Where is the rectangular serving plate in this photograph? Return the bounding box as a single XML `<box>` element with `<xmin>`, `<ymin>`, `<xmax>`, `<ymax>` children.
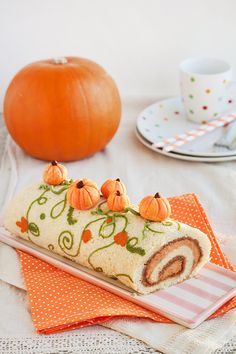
<box><xmin>0</xmin><ymin>227</ymin><xmax>236</xmax><ymax>329</ymax></box>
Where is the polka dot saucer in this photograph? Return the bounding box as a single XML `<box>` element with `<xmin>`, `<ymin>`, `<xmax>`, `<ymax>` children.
<box><xmin>136</xmin><ymin>96</ymin><xmax>236</xmax><ymax>159</ymax></box>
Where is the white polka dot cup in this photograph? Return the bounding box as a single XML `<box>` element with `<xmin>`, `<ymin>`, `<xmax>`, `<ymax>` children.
<box><xmin>180</xmin><ymin>58</ymin><xmax>235</xmax><ymax>123</ymax></box>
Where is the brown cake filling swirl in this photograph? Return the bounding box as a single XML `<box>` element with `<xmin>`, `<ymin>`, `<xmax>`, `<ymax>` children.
<box><xmin>142</xmin><ymin>237</ymin><xmax>202</xmax><ymax>286</ymax></box>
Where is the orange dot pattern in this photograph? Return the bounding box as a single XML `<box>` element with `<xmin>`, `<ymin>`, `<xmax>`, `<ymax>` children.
<box><xmin>17</xmin><ymin>193</ymin><xmax>236</xmax><ymax>334</ymax></box>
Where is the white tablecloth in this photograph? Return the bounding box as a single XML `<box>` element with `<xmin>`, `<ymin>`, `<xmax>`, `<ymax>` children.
<box><xmin>0</xmin><ymin>97</ymin><xmax>236</xmax><ymax>353</ymax></box>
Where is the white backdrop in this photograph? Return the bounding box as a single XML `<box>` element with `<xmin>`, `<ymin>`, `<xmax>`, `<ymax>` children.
<box><xmin>0</xmin><ymin>0</ymin><xmax>236</xmax><ymax>111</ymax></box>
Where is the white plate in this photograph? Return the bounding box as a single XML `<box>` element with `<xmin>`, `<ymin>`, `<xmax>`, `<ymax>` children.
<box><xmin>136</xmin><ymin>97</ymin><xmax>236</xmax><ymax>157</ymax></box>
<box><xmin>136</xmin><ymin>128</ymin><xmax>236</xmax><ymax>162</ymax></box>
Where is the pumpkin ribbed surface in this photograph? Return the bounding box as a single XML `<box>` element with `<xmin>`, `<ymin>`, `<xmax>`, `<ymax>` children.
<box><xmin>3</xmin><ymin>57</ymin><xmax>121</xmax><ymax>161</ymax></box>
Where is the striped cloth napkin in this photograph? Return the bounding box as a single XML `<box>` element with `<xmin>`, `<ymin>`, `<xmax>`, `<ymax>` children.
<box><xmin>17</xmin><ymin>193</ymin><xmax>236</xmax><ymax>334</ymax></box>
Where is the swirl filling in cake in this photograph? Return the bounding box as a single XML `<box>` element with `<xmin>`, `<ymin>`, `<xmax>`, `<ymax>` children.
<box><xmin>142</xmin><ymin>237</ymin><xmax>202</xmax><ymax>287</ymax></box>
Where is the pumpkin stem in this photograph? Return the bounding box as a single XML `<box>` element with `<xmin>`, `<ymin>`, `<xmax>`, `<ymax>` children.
<box><xmin>116</xmin><ymin>178</ymin><xmax>120</xmax><ymax>182</ymax></box>
<box><xmin>116</xmin><ymin>190</ymin><xmax>121</xmax><ymax>196</ymax></box>
<box><xmin>154</xmin><ymin>192</ymin><xmax>161</xmax><ymax>198</ymax></box>
<box><xmin>53</xmin><ymin>57</ymin><xmax>68</xmax><ymax>65</ymax></box>
<box><xmin>77</xmin><ymin>180</ymin><xmax>84</xmax><ymax>189</ymax></box>
<box><xmin>51</xmin><ymin>160</ymin><xmax>58</xmax><ymax>166</ymax></box>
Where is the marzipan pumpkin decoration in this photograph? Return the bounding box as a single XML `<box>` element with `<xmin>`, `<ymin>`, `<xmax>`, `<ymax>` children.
<box><xmin>101</xmin><ymin>178</ymin><xmax>126</xmax><ymax>199</ymax></box>
<box><xmin>43</xmin><ymin>161</ymin><xmax>67</xmax><ymax>185</ymax></box>
<box><xmin>107</xmin><ymin>190</ymin><xmax>130</xmax><ymax>212</ymax></box>
<box><xmin>139</xmin><ymin>193</ymin><xmax>171</xmax><ymax>222</ymax></box>
<box><xmin>67</xmin><ymin>179</ymin><xmax>100</xmax><ymax>210</ymax></box>
<box><xmin>4</xmin><ymin>57</ymin><xmax>121</xmax><ymax>161</ymax></box>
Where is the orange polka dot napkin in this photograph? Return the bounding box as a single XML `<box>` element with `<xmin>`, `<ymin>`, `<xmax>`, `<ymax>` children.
<box><xmin>17</xmin><ymin>193</ymin><xmax>236</xmax><ymax>334</ymax></box>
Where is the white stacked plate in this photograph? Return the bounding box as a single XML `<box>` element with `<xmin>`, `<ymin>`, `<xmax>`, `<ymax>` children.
<box><xmin>136</xmin><ymin>97</ymin><xmax>236</xmax><ymax>162</ymax></box>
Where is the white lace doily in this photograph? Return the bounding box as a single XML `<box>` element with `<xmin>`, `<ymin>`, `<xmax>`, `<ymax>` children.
<box><xmin>0</xmin><ymin>332</ymin><xmax>157</xmax><ymax>354</ymax></box>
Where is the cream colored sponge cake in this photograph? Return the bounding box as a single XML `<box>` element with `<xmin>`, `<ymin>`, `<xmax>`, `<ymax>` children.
<box><xmin>4</xmin><ymin>164</ymin><xmax>211</xmax><ymax>294</ymax></box>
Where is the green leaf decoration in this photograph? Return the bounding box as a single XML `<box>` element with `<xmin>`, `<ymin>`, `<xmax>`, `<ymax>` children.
<box><xmin>28</xmin><ymin>222</ymin><xmax>40</xmax><ymax>236</ymax></box>
<box><xmin>39</xmin><ymin>184</ymin><xmax>50</xmax><ymax>191</ymax></box>
<box><xmin>126</xmin><ymin>237</ymin><xmax>145</xmax><ymax>256</ymax></box>
<box><xmin>67</xmin><ymin>207</ymin><xmax>77</xmax><ymax>225</ymax></box>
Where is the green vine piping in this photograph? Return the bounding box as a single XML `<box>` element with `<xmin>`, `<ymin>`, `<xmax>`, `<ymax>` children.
<box><xmin>39</xmin><ymin>179</ymin><xmax>73</xmax><ymax>189</ymax></box>
<box><xmin>91</xmin><ymin>201</ymin><xmax>110</xmax><ymax>216</ymax></box>
<box><xmin>99</xmin><ymin>219</ymin><xmax>116</xmax><ymax>238</ymax></box>
<box><xmin>97</xmin><ymin>213</ymin><xmax>128</xmax><ymax>239</ymax></box>
<box><xmin>86</xmin><ymin>214</ymin><xmax>128</xmax><ymax>269</ymax></box>
<box><xmin>50</xmin><ymin>185</ymin><xmax>70</xmax><ymax>195</ymax></box>
<box><xmin>91</xmin><ymin>202</ymin><xmax>139</xmax><ymax>218</ymax></box>
<box><xmin>58</xmin><ymin>230</ymin><xmax>77</xmax><ymax>256</ymax></box>
<box><xmin>39</xmin><ymin>179</ymin><xmax>73</xmax><ymax>195</ymax></box>
<box><xmin>124</xmin><ymin>207</ymin><xmax>140</xmax><ymax>216</ymax></box>
<box><xmin>25</xmin><ymin>181</ymin><xmax>73</xmax><ymax>242</ymax></box>
<box><xmin>88</xmin><ymin>241</ymin><xmax>115</xmax><ymax>272</ymax></box>
<box><xmin>126</xmin><ymin>237</ymin><xmax>145</xmax><ymax>256</ymax></box>
<box><xmin>58</xmin><ymin>217</ymin><xmax>107</xmax><ymax>257</ymax></box>
<box><xmin>26</xmin><ymin>188</ymin><xmax>49</xmax><ymax>240</ymax></box>
<box><xmin>105</xmin><ymin>213</ymin><xmax>128</xmax><ymax>233</ymax></box>
<box><xmin>161</xmin><ymin>221</ymin><xmax>173</xmax><ymax>226</ymax></box>
<box><xmin>142</xmin><ymin>221</ymin><xmax>165</xmax><ymax>239</ymax></box>
<box><xmin>50</xmin><ymin>195</ymin><xmax>67</xmax><ymax>219</ymax></box>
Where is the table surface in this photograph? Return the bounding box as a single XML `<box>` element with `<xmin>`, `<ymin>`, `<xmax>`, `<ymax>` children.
<box><xmin>0</xmin><ymin>98</ymin><xmax>235</xmax><ymax>353</ymax></box>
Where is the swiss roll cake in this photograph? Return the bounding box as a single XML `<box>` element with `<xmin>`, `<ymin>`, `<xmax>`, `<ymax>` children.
<box><xmin>4</xmin><ymin>178</ymin><xmax>211</xmax><ymax>294</ymax></box>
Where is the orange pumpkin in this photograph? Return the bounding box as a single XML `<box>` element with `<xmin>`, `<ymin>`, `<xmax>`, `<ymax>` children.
<box><xmin>139</xmin><ymin>192</ymin><xmax>171</xmax><ymax>221</ymax></box>
<box><xmin>43</xmin><ymin>160</ymin><xmax>67</xmax><ymax>185</ymax></box>
<box><xmin>67</xmin><ymin>178</ymin><xmax>100</xmax><ymax>210</ymax></box>
<box><xmin>4</xmin><ymin>57</ymin><xmax>121</xmax><ymax>161</ymax></box>
<box><xmin>101</xmin><ymin>178</ymin><xmax>126</xmax><ymax>199</ymax></box>
<box><xmin>107</xmin><ymin>190</ymin><xmax>130</xmax><ymax>212</ymax></box>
